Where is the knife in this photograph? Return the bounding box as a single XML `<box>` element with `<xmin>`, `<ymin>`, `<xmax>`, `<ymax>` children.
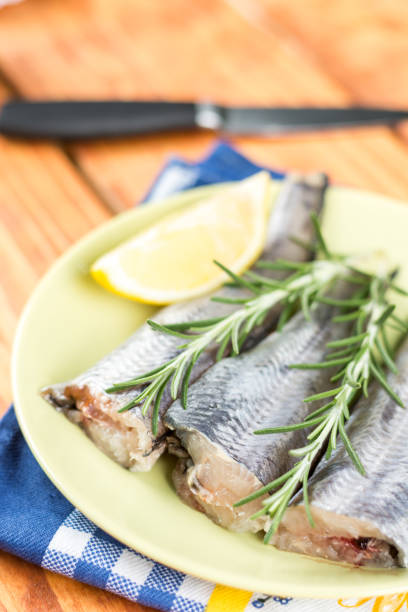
<box><xmin>1</xmin><ymin>100</ymin><xmax>408</xmax><ymax>140</ymax></box>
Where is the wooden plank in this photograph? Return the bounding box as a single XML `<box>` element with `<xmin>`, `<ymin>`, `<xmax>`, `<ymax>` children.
<box><xmin>71</xmin><ymin>126</ymin><xmax>408</xmax><ymax>210</ymax></box>
<box><xmin>0</xmin><ymin>551</ymin><xmax>153</xmax><ymax>611</ymax></box>
<box><xmin>72</xmin><ymin>133</ymin><xmax>217</xmax><ymax>211</ymax></box>
<box><xmin>239</xmin><ymin>127</ymin><xmax>408</xmax><ymax>200</ymax></box>
<box><xmin>248</xmin><ymin>0</ymin><xmax>408</xmax><ymax>107</ymax></box>
<box><xmin>0</xmin><ymin>48</ymin><xmax>106</xmax><ymax>414</ymax></box>
<box><xmin>0</xmin><ymin>0</ymin><xmax>355</xmax><ymax>211</ymax></box>
<box><xmin>0</xmin><ymin>82</ymin><xmax>152</xmax><ymax>612</ymax></box>
<box><xmin>0</xmin><ymin>0</ymin><xmax>407</xmax><ymax>209</ymax></box>
<box><xmin>243</xmin><ymin>0</ymin><xmax>408</xmax><ymax>142</ymax></box>
<box><xmin>0</xmin><ymin>551</ymin><xmax>63</xmax><ymax>612</ymax></box>
<box><xmin>0</xmin><ymin>136</ymin><xmax>111</xmax><ymax>415</ymax></box>
<box><xmin>0</xmin><ymin>0</ymin><xmax>347</xmax><ymax>103</ymax></box>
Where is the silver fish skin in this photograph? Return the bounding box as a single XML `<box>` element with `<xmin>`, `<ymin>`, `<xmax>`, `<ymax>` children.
<box><xmin>165</xmin><ymin>297</ymin><xmax>350</xmax><ymax>533</ymax></box>
<box><xmin>41</xmin><ymin>172</ymin><xmax>327</xmax><ymax>472</ymax></box>
<box><xmin>273</xmin><ymin>336</ymin><xmax>408</xmax><ymax>568</ymax></box>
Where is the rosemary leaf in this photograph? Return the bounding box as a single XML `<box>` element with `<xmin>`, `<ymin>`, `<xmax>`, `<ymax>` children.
<box><xmin>170</xmin><ymin>360</ymin><xmax>187</xmax><ymax>399</ymax></box>
<box><xmin>147</xmin><ymin>319</ymin><xmax>193</xmax><ymax>339</ymax></box>
<box><xmin>330</xmin><ymin>420</ymin><xmax>338</xmax><ymax>452</ymax></box>
<box><xmin>254</xmin><ymin>415</ymin><xmax>325</xmax><ymax>434</ymax></box>
<box><xmin>304</xmin><ymin>401</ymin><xmax>335</xmax><ymax>420</ymax></box>
<box><xmin>264</xmin><ymin>490</ymin><xmax>293</xmax><ymax>543</ymax></box>
<box><xmin>338</xmin><ymin>417</ymin><xmax>365</xmax><ymax>475</ymax></box>
<box><xmin>332</xmin><ymin>310</ymin><xmax>361</xmax><ymax>323</ymax></box>
<box><xmin>140</xmin><ymin>388</ymin><xmax>156</xmax><ymax>419</ymax></box>
<box><xmin>307</xmin><ymin>417</ymin><xmax>331</xmax><ymax>441</ymax></box>
<box><xmin>213</xmin><ymin>260</ymin><xmax>259</xmax><ymax>293</ymax></box>
<box><xmin>325</xmin><ymin>347</ymin><xmax>354</xmax><ymax>359</ymax></box>
<box><xmin>330</xmin><ymin>366</ymin><xmax>347</xmax><ymax>383</ymax></box>
<box><xmin>289</xmin><ymin>357</ymin><xmax>351</xmax><ymax>370</ymax></box>
<box><xmin>375</xmin><ymin>304</ymin><xmax>395</xmax><ymax>326</ymax></box>
<box><xmin>231</xmin><ymin>321</ymin><xmax>242</xmax><ymax>354</ymax></box>
<box><xmin>325</xmin><ymin>439</ymin><xmax>334</xmax><ymax>460</ymax></box>
<box><xmin>363</xmin><ymin>376</ymin><xmax>369</xmax><ymax>398</ymax></box>
<box><xmin>387</xmin><ymin>322</ymin><xmax>407</xmax><ymax>333</ymax></box>
<box><xmin>303</xmin><ymin>387</ymin><xmax>342</xmax><ymax>402</ymax></box>
<box><xmin>106</xmin><ymin>360</ymin><xmax>176</xmax><ymax>391</ymax></box>
<box><xmin>326</xmin><ymin>332</ymin><xmax>367</xmax><ymax>348</ymax></box>
<box><xmin>181</xmin><ymin>358</ymin><xmax>196</xmax><ymax>409</ymax></box>
<box><xmin>375</xmin><ymin>337</ymin><xmax>398</xmax><ymax>375</ymax></box>
<box><xmin>303</xmin><ymin>467</ymin><xmax>315</xmax><ymax>527</ymax></box>
<box><xmin>391</xmin><ymin>314</ymin><xmax>408</xmax><ymax>331</ymax></box>
<box><xmin>390</xmin><ymin>283</ymin><xmax>408</xmax><ymax>297</ymax></box>
<box><xmin>318</xmin><ymin>296</ymin><xmax>367</xmax><ymax>307</ymax></box>
<box><xmin>152</xmin><ymin>377</ymin><xmax>171</xmax><ymax>436</ymax></box>
<box><xmin>288</xmin><ymin>235</ymin><xmax>315</xmax><ymax>252</ymax></box>
<box><xmin>301</xmin><ymin>289</ymin><xmax>312</xmax><ymax>321</ymax></box>
<box><xmin>254</xmin><ymin>309</ymin><xmax>268</xmax><ymax>327</ymax></box>
<box><xmin>276</xmin><ymin>302</ymin><xmax>294</xmax><ymax>332</ymax></box>
<box><xmin>243</xmin><ymin>311</ymin><xmax>261</xmax><ymax>335</ymax></box>
<box><xmin>256</xmin><ymin>259</ymin><xmax>309</xmax><ymax>271</ymax></box>
<box><xmin>216</xmin><ymin>334</ymin><xmax>231</xmax><ymax>362</ymax></box>
<box><xmin>234</xmin><ymin>466</ymin><xmax>298</xmax><ymax>507</ymax></box>
<box><xmin>311</xmin><ymin>211</ymin><xmax>330</xmax><ymax>258</ymax></box>
<box><xmin>211</xmin><ymin>296</ymin><xmax>250</xmax><ymax>304</ymax></box>
<box><xmin>381</xmin><ymin>327</ymin><xmax>395</xmax><ymax>362</ymax></box>
<box><xmin>244</xmin><ymin>271</ymin><xmax>284</xmax><ymax>290</ymax></box>
<box><xmin>370</xmin><ymin>362</ymin><xmax>405</xmax><ymax>408</ymax></box>
<box><xmin>164</xmin><ymin>317</ymin><xmax>225</xmax><ymax>331</ymax></box>
<box><xmin>117</xmin><ymin>398</ymin><xmax>139</xmax><ymax>413</ymax></box>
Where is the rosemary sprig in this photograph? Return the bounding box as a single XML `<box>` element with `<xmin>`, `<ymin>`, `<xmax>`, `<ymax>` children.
<box><xmin>106</xmin><ymin>211</ymin><xmax>406</xmax><ymax>437</ymax></box>
<box><xmin>107</xmin><ymin>257</ymin><xmax>358</xmax><ymax>434</ymax></box>
<box><xmin>235</xmin><ymin>273</ymin><xmax>405</xmax><ymax>543</ymax></box>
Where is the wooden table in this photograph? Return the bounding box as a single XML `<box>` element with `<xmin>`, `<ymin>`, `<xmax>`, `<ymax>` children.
<box><xmin>1</xmin><ymin>0</ymin><xmax>408</xmax><ymax>609</ymax></box>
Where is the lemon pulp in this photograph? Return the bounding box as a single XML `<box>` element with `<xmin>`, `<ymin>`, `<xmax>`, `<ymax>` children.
<box><xmin>91</xmin><ymin>172</ymin><xmax>271</xmax><ymax>304</ymax></box>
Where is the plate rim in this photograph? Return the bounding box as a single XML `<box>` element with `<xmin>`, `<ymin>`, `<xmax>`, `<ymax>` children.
<box><xmin>11</xmin><ymin>180</ymin><xmax>408</xmax><ymax>600</ymax></box>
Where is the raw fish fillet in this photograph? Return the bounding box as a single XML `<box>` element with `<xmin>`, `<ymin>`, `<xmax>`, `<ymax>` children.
<box><xmin>165</xmin><ymin>298</ymin><xmax>350</xmax><ymax>532</ymax></box>
<box><xmin>273</xmin><ymin>337</ymin><xmax>408</xmax><ymax>568</ymax></box>
<box><xmin>42</xmin><ymin>172</ymin><xmax>327</xmax><ymax>471</ymax></box>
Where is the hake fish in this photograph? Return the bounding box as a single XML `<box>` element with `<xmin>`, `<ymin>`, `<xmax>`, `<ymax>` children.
<box><xmin>272</xmin><ymin>336</ymin><xmax>408</xmax><ymax>568</ymax></box>
<box><xmin>41</xmin><ymin>171</ymin><xmax>327</xmax><ymax>472</ymax></box>
<box><xmin>165</xmin><ymin>297</ymin><xmax>350</xmax><ymax>533</ymax></box>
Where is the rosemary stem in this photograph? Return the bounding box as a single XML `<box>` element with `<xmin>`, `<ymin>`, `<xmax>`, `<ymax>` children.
<box><xmin>250</xmin><ymin>279</ymin><xmax>394</xmax><ymax>542</ymax></box>
<box><xmin>110</xmin><ymin>259</ymin><xmax>350</xmax><ymax>400</ymax></box>
<box><xmin>108</xmin><ymin>259</ymin><xmax>356</xmax><ymax>417</ymax></box>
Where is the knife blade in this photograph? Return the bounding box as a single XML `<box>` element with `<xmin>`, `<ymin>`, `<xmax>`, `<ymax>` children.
<box><xmin>1</xmin><ymin>100</ymin><xmax>408</xmax><ymax>140</ymax></box>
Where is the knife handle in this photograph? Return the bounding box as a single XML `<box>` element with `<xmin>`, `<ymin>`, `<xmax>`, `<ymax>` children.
<box><xmin>0</xmin><ymin>100</ymin><xmax>197</xmax><ymax>140</ymax></box>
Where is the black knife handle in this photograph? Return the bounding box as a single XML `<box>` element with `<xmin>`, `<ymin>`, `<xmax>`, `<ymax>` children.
<box><xmin>0</xmin><ymin>100</ymin><xmax>197</xmax><ymax>140</ymax></box>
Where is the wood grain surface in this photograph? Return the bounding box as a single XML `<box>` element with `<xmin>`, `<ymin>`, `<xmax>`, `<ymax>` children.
<box><xmin>0</xmin><ymin>0</ymin><xmax>408</xmax><ymax>610</ymax></box>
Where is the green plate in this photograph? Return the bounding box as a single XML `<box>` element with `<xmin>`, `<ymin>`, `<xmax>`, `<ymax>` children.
<box><xmin>12</xmin><ymin>180</ymin><xmax>408</xmax><ymax>599</ymax></box>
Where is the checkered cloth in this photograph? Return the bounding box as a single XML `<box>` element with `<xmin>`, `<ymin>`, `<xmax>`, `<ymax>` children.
<box><xmin>1</xmin><ymin>143</ymin><xmax>404</xmax><ymax>611</ymax></box>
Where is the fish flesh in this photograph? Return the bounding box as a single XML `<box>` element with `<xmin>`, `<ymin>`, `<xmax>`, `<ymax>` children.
<box><xmin>41</xmin><ymin>172</ymin><xmax>326</xmax><ymax>471</ymax></box>
<box><xmin>165</xmin><ymin>296</ymin><xmax>351</xmax><ymax>533</ymax></box>
<box><xmin>41</xmin><ymin>172</ymin><xmax>326</xmax><ymax>472</ymax></box>
<box><xmin>41</xmin><ymin>172</ymin><xmax>327</xmax><ymax>472</ymax></box>
<box><xmin>272</xmin><ymin>336</ymin><xmax>408</xmax><ymax>568</ymax></box>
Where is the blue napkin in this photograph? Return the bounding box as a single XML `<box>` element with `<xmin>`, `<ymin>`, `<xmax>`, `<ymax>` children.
<box><xmin>144</xmin><ymin>140</ymin><xmax>284</xmax><ymax>201</ymax></box>
<box><xmin>1</xmin><ymin>142</ymin><xmax>288</xmax><ymax>611</ymax></box>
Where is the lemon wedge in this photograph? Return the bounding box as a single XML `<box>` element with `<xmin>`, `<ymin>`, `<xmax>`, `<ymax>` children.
<box><xmin>91</xmin><ymin>172</ymin><xmax>271</xmax><ymax>304</ymax></box>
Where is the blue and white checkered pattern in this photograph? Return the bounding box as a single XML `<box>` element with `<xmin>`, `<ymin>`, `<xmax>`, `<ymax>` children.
<box><xmin>41</xmin><ymin>509</ymin><xmax>393</xmax><ymax>611</ymax></box>
<box><xmin>42</xmin><ymin>509</ymin><xmax>212</xmax><ymax>611</ymax></box>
